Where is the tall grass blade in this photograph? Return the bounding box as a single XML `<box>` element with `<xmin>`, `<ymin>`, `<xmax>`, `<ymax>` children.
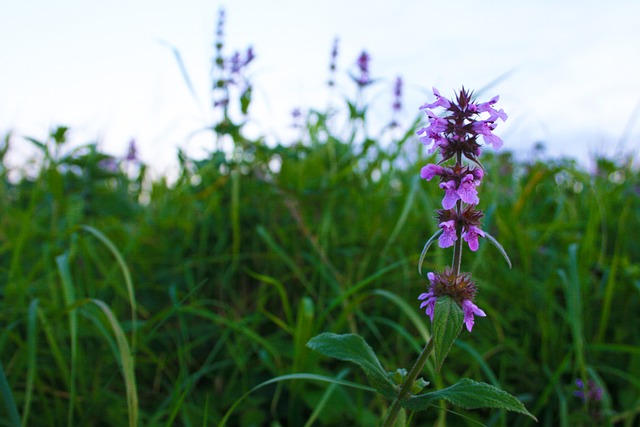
<box><xmin>372</xmin><ymin>289</ymin><xmax>430</xmax><ymax>343</ymax></box>
<box><xmin>596</xmin><ymin>198</ymin><xmax>631</xmax><ymax>342</ymax></box>
<box><xmin>382</xmin><ymin>174</ymin><xmax>420</xmax><ymax>257</ymax></box>
<box><xmin>323</xmin><ymin>260</ymin><xmax>405</xmax><ymax>317</ymax></box>
<box><xmin>56</xmin><ymin>252</ymin><xmax>78</xmax><ymax>427</ymax></box>
<box><xmin>0</xmin><ymin>359</ymin><xmax>21</xmax><ymax>427</ymax></box>
<box><xmin>302</xmin><ymin>369</ymin><xmax>349</xmax><ymax>427</ymax></box>
<box><xmin>558</xmin><ymin>244</ymin><xmax>587</xmax><ymax>379</ymax></box>
<box><xmin>158</xmin><ymin>39</ymin><xmax>201</xmax><ymax>108</ymax></box>
<box><xmin>256</xmin><ymin>225</ymin><xmax>316</xmax><ymax>297</ymax></box>
<box><xmin>21</xmin><ymin>299</ymin><xmax>39</xmax><ymax>427</ymax></box>
<box><xmin>80</xmin><ymin>225</ymin><xmax>137</xmax><ymax>351</ymax></box>
<box><xmin>89</xmin><ymin>299</ymin><xmax>139</xmax><ymax>427</ymax></box>
<box><xmin>217</xmin><ymin>373</ymin><xmax>376</xmax><ymax>427</ymax></box>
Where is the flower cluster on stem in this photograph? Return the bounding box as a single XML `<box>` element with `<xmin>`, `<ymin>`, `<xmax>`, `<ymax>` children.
<box><xmin>417</xmin><ymin>87</ymin><xmax>507</xmax><ymax>332</ymax></box>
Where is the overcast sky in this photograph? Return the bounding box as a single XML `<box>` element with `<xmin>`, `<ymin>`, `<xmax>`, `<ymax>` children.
<box><xmin>1</xmin><ymin>0</ymin><xmax>639</xmax><ymax>173</ymax></box>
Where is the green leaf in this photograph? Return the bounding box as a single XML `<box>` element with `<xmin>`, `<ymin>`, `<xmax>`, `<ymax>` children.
<box><xmin>240</xmin><ymin>86</ymin><xmax>252</xmax><ymax>115</ymax></box>
<box><xmin>402</xmin><ymin>378</ymin><xmax>537</xmax><ymax>421</ymax></box>
<box><xmin>51</xmin><ymin>126</ymin><xmax>69</xmax><ymax>145</ymax></box>
<box><xmin>307</xmin><ymin>333</ymin><xmax>396</xmax><ymax>398</ymax></box>
<box><xmin>432</xmin><ymin>296</ymin><xmax>463</xmax><ymax>372</ymax></box>
<box><xmin>24</xmin><ymin>136</ymin><xmax>47</xmax><ymax>151</ymax></box>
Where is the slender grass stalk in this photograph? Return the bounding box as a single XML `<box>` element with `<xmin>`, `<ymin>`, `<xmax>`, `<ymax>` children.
<box><xmin>21</xmin><ymin>299</ymin><xmax>39</xmax><ymax>427</ymax></box>
<box><xmin>0</xmin><ymin>359</ymin><xmax>21</xmax><ymax>427</ymax></box>
<box><xmin>596</xmin><ymin>197</ymin><xmax>631</xmax><ymax>343</ymax></box>
<box><xmin>80</xmin><ymin>225</ymin><xmax>137</xmax><ymax>352</ymax></box>
<box><xmin>89</xmin><ymin>299</ymin><xmax>139</xmax><ymax>427</ymax></box>
<box><xmin>55</xmin><ymin>253</ymin><xmax>78</xmax><ymax>427</ymax></box>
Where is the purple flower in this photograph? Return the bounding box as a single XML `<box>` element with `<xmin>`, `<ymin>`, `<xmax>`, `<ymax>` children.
<box><xmin>574</xmin><ymin>379</ymin><xmax>603</xmax><ymax>403</ymax></box>
<box><xmin>418</xmin><ymin>267</ymin><xmax>484</xmax><ymax>332</ymax></box>
<box><xmin>418</xmin><ymin>284</ymin><xmax>437</xmax><ymax>321</ymax></box>
<box><xmin>461</xmin><ymin>299</ymin><xmax>486</xmax><ymax>332</ymax></box>
<box><xmin>416</xmin><ymin>112</ymin><xmax>449</xmax><ymax>152</ymax></box>
<box><xmin>125</xmin><ymin>139</ymin><xmax>138</xmax><ymax>162</ymax></box>
<box><xmin>328</xmin><ymin>37</ymin><xmax>339</xmax><ymax>86</ymax></box>
<box><xmin>457</xmin><ymin>173</ymin><xmax>480</xmax><ymax>205</ymax></box>
<box><xmin>357</xmin><ymin>51</ymin><xmax>369</xmax><ymax>72</ymax></box>
<box><xmin>462</xmin><ymin>225</ymin><xmax>485</xmax><ymax>251</ymax></box>
<box><xmin>245</xmin><ymin>46</ymin><xmax>255</xmax><ymax>65</ymax></box>
<box><xmin>392</xmin><ymin>76</ymin><xmax>403</xmax><ymax>113</ymax></box>
<box><xmin>471</xmin><ymin>121</ymin><xmax>503</xmax><ymax>149</ymax></box>
<box><xmin>438</xmin><ymin>220</ymin><xmax>457</xmax><ymax>248</ymax></box>
<box><xmin>439</xmin><ymin>180</ymin><xmax>459</xmax><ymax>209</ymax></box>
<box><xmin>474</xmin><ymin>95</ymin><xmax>508</xmax><ymax>122</ymax></box>
<box><xmin>418</xmin><ymin>88</ymin><xmax>506</xmax><ymax>159</ymax></box>
<box><xmin>488</xmin><ymin>108</ymin><xmax>508</xmax><ymax>122</ymax></box>
<box><xmin>353</xmin><ymin>50</ymin><xmax>373</xmax><ymax>87</ymax></box>
<box><xmin>229</xmin><ymin>51</ymin><xmax>242</xmax><ymax>74</ymax></box>
<box><xmin>291</xmin><ymin>108</ymin><xmax>304</xmax><ymax>128</ymax></box>
<box><xmin>420</xmin><ymin>164</ymin><xmax>444</xmax><ymax>181</ymax></box>
<box><xmin>420</xmin><ymin>88</ymin><xmax>451</xmax><ymax>110</ymax></box>
<box><xmin>330</xmin><ymin>38</ymin><xmax>339</xmax><ymax>69</ymax></box>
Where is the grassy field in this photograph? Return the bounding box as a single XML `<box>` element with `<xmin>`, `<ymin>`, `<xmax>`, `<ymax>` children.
<box><xmin>1</xmin><ymin>108</ymin><xmax>638</xmax><ymax>426</ymax></box>
<box><xmin>1</xmin><ymin>14</ymin><xmax>639</xmax><ymax>425</ymax></box>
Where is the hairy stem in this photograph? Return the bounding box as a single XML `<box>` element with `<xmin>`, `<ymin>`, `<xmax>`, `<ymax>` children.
<box><xmin>381</xmin><ymin>337</ymin><xmax>434</xmax><ymax>427</ymax></box>
<box><xmin>452</xmin><ymin>150</ymin><xmax>464</xmax><ymax>274</ymax></box>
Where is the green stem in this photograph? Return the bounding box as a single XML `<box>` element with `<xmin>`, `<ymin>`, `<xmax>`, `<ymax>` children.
<box><xmin>452</xmin><ymin>199</ymin><xmax>463</xmax><ymax>275</ymax></box>
<box><xmin>381</xmin><ymin>337</ymin><xmax>434</xmax><ymax>427</ymax></box>
<box><xmin>452</xmin><ymin>151</ymin><xmax>464</xmax><ymax>275</ymax></box>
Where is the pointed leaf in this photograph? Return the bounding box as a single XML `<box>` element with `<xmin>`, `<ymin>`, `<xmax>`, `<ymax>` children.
<box><xmin>308</xmin><ymin>333</ymin><xmax>396</xmax><ymax>398</ymax></box>
<box><xmin>402</xmin><ymin>378</ymin><xmax>537</xmax><ymax>421</ymax></box>
<box><xmin>432</xmin><ymin>296</ymin><xmax>463</xmax><ymax>372</ymax></box>
<box><xmin>482</xmin><ymin>231</ymin><xmax>512</xmax><ymax>269</ymax></box>
<box><xmin>240</xmin><ymin>86</ymin><xmax>252</xmax><ymax>115</ymax></box>
<box><xmin>418</xmin><ymin>229</ymin><xmax>443</xmax><ymax>275</ymax></box>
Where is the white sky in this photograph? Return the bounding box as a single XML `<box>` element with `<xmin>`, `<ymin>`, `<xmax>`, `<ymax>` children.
<box><xmin>1</xmin><ymin>0</ymin><xmax>639</xmax><ymax>175</ymax></box>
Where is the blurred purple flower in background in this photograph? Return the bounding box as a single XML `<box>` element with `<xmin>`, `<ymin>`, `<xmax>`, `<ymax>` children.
<box><xmin>392</xmin><ymin>76</ymin><xmax>403</xmax><ymax>113</ymax></box>
<box><xmin>352</xmin><ymin>50</ymin><xmax>373</xmax><ymax>87</ymax></box>
<box><xmin>328</xmin><ymin>37</ymin><xmax>339</xmax><ymax>87</ymax></box>
<box><xmin>574</xmin><ymin>379</ymin><xmax>603</xmax><ymax>403</ymax></box>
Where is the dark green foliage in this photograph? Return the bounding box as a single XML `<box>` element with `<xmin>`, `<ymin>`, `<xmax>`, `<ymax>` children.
<box><xmin>0</xmin><ymin>112</ymin><xmax>639</xmax><ymax>427</ymax></box>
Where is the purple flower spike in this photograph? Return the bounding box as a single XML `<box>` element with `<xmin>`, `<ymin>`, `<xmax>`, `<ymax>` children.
<box><xmin>126</xmin><ymin>139</ymin><xmax>138</xmax><ymax>162</ymax></box>
<box><xmin>438</xmin><ymin>220</ymin><xmax>457</xmax><ymax>248</ymax></box>
<box><xmin>462</xmin><ymin>299</ymin><xmax>486</xmax><ymax>332</ymax></box>
<box><xmin>418</xmin><ymin>88</ymin><xmax>506</xmax><ymax>158</ymax></box>
<box><xmin>416</xmin><ymin>88</ymin><xmax>508</xmax><ymax>334</ymax></box>
<box><xmin>392</xmin><ymin>76</ymin><xmax>403</xmax><ymax>113</ymax></box>
<box><xmin>353</xmin><ymin>50</ymin><xmax>373</xmax><ymax>87</ymax></box>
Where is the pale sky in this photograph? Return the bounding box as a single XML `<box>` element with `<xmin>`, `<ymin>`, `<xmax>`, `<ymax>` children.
<box><xmin>1</xmin><ymin>0</ymin><xmax>639</xmax><ymax>174</ymax></box>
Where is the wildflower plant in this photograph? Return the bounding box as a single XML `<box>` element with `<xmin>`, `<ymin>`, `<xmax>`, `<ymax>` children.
<box><xmin>306</xmin><ymin>87</ymin><xmax>536</xmax><ymax>424</ymax></box>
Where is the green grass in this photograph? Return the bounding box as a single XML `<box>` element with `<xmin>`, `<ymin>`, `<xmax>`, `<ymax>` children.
<box><xmin>1</xmin><ymin>67</ymin><xmax>639</xmax><ymax>426</ymax></box>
